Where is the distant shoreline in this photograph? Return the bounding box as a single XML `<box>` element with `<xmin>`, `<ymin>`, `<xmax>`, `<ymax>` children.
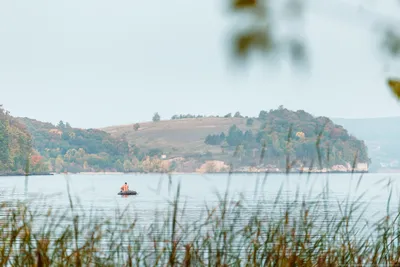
<box><xmin>71</xmin><ymin>171</ymin><xmax>372</xmax><ymax>175</ymax></box>
<box><xmin>0</xmin><ymin>171</ymin><xmax>374</xmax><ymax>177</ymax></box>
<box><xmin>0</xmin><ymin>172</ymin><xmax>54</xmax><ymax>177</ymax></box>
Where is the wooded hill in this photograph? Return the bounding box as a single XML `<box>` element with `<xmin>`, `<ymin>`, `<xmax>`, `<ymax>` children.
<box><xmin>0</xmin><ymin>105</ymin><xmax>371</xmax><ymax>174</ymax></box>
<box><xmin>16</xmin><ymin>117</ymin><xmax>142</xmax><ymax>173</ymax></box>
<box><xmin>0</xmin><ymin>106</ymin><xmax>33</xmax><ymax>174</ymax></box>
<box><xmin>103</xmin><ymin>108</ymin><xmax>370</xmax><ymax>170</ymax></box>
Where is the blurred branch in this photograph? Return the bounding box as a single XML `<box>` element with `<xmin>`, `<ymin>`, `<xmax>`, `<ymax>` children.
<box><xmin>228</xmin><ymin>0</ymin><xmax>399</xmax><ymax>68</ymax></box>
<box><xmin>228</xmin><ymin>0</ymin><xmax>308</xmax><ymax>67</ymax></box>
<box><xmin>383</xmin><ymin>29</ymin><xmax>400</xmax><ymax>57</ymax></box>
<box><xmin>387</xmin><ymin>78</ymin><xmax>400</xmax><ymax>100</ymax></box>
<box><xmin>229</xmin><ymin>0</ymin><xmax>400</xmax><ymax>99</ymax></box>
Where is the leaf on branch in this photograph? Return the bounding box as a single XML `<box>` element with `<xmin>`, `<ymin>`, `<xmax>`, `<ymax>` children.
<box><xmin>388</xmin><ymin>78</ymin><xmax>400</xmax><ymax>99</ymax></box>
<box><xmin>233</xmin><ymin>28</ymin><xmax>273</xmax><ymax>59</ymax></box>
<box><xmin>232</xmin><ymin>0</ymin><xmax>257</xmax><ymax>9</ymax></box>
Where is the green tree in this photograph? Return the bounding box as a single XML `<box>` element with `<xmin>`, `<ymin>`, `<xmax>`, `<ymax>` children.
<box><xmin>205</xmin><ymin>133</ymin><xmax>225</xmax><ymax>145</ymax></box>
<box><xmin>224</xmin><ymin>113</ymin><xmax>232</xmax><ymax>118</ymax></box>
<box><xmin>0</xmin><ymin>121</ymin><xmax>9</xmax><ymax>168</ymax></box>
<box><xmin>234</xmin><ymin>111</ymin><xmax>243</xmax><ymax>118</ymax></box>
<box><xmin>169</xmin><ymin>161</ymin><xmax>177</xmax><ymax>172</ymax></box>
<box><xmin>55</xmin><ymin>155</ymin><xmax>64</xmax><ymax>173</ymax></box>
<box><xmin>115</xmin><ymin>159</ymin><xmax>124</xmax><ymax>172</ymax></box>
<box><xmin>133</xmin><ymin>123</ymin><xmax>140</xmax><ymax>131</ymax></box>
<box><xmin>243</xmin><ymin>130</ymin><xmax>254</xmax><ymax>143</ymax></box>
<box><xmin>226</xmin><ymin>125</ymin><xmax>244</xmax><ymax>146</ymax></box>
<box><xmin>246</xmin><ymin>118</ymin><xmax>254</xmax><ymax>126</ymax></box>
<box><xmin>64</xmin><ymin>149</ymin><xmax>78</xmax><ymax>162</ymax></box>
<box><xmin>83</xmin><ymin>161</ymin><xmax>89</xmax><ymax>170</ymax></box>
<box><xmin>57</xmin><ymin>121</ymin><xmax>65</xmax><ymax>129</ymax></box>
<box><xmin>123</xmin><ymin>160</ymin><xmax>134</xmax><ymax>172</ymax></box>
<box><xmin>258</xmin><ymin>110</ymin><xmax>268</xmax><ymax>120</ymax></box>
<box><xmin>202</xmin><ymin>109</ymin><xmax>370</xmax><ymax>168</ymax></box>
<box><xmin>148</xmin><ymin>148</ymin><xmax>162</xmax><ymax>157</ymax></box>
<box><xmin>152</xmin><ymin>112</ymin><xmax>161</xmax><ymax>122</ymax></box>
<box><xmin>233</xmin><ymin>144</ymin><xmax>245</xmax><ymax>161</ymax></box>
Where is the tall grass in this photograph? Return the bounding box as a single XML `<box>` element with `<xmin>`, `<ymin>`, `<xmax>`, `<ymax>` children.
<box><xmin>2</xmin><ymin>172</ymin><xmax>400</xmax><ymax>266</ymax></box>
<box><xmin>0</xmin><ymin>118</ymin><xmax>390</xmax><ymax>265</ymax></box>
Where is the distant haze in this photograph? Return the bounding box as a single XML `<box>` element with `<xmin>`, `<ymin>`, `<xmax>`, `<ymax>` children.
<box><xmin>332</xmin><ymin>116</ymin><xmax>400</xmax><ymax>170</ymax></box>
<box><xmin>1</xmin><ymin>0</ymin><xmax>400</xmax><ymax>128</ymax></box>
<box><xmin>332</xmin><ymin>116</ymin><xmax>400</xmax><ymax>142</ymax></box>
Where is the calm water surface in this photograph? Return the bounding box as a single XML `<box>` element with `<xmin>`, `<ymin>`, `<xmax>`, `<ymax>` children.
<box><xmin>0</xmin><ymin>172</ymin><xmax>399</xmax><ymax>223</ymax></box>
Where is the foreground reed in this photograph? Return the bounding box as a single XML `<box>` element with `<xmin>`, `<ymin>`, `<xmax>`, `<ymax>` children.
<box><xmin>1</xmin><ymin>174</ymin><xmax>400</xmax><ymax>266</ymax></box>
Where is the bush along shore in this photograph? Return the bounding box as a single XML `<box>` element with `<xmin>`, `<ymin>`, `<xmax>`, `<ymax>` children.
<box><xmin>1</xmin><ymin>174</ymin><xmax>400</xmax><ymax>266</ymax></box>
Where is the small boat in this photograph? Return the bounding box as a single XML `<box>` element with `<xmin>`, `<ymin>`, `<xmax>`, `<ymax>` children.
<box><xmin>118</xmin><ymin>190</ymin><xmax>138</xmax><ymax>196</ymax></box>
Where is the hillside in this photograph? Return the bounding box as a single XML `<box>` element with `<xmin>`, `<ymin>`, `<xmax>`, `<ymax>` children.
<box><xmin>17</xmin><ymin>117</ymin><xmax>137</xmax><ymax>173</ymax></box>
<box><xmin>0</xmin><ymin>106</ymin><xmax>36</xmax><ymax>174</ymax></box>
<box><xmin>102</xmin><ymin>117</ymin><xmax>263</xmax><ymax>155</ymax></box>
<box><xmin>332</xmin><ymin>117</ymin><xmax>400</xmax><ymax>171</ymax></box>
<box><xmin>1</xmin><ymin>106</ymin><xmax>374</xmax><ymax>174</ymax></box>
<box><xmin>102</xmin><ymin>108</ymin><xmax>370</xmax><ymax>172</ymax></box>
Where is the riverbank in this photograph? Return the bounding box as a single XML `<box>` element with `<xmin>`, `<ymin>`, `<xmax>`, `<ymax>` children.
<box><xmin>0</xmin><ymin>170</ymin><xmax>376</xmax><ymax>176</ymax></box>
<box><xmin>22</xmin><ymin>171</ymin><xmax>375</xmax><ymax>176</ymax></box>
<box><xmin>0</xmin><ymin>172</ymin><xmax>54</xmax><ymax>177</ymax></box>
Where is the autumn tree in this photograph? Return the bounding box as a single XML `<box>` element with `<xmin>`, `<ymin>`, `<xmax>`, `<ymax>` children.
<box><xmin>30</xmin><ymin>154</ymin><xmax>43</xmax><ymax>166</ymax></box>
<box><xmin>55</xmin><ymin>155</ymin><xmax>64</xmax><ymax>173</ymax></box>
<box><xmin>123</xmin><ymin>160</ymin><xmax>134</xmax><ymax>172</ymax></box>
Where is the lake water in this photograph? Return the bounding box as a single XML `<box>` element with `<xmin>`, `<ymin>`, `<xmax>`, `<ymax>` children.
<box><xmin>0</xmin><ymin>172</ymin><xmax>399</xmax><ymax>223</ymax></box>
<box><xmin>1</xmin><ymin>172</ymin><xmax>400</xmax><ymax>264</ymax></box>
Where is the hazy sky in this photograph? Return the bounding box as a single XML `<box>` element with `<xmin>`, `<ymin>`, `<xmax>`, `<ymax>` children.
<box><xmin>1</xmin><ymin>0</ymin><xmax>400</xmax><ymax>128</ymax></box>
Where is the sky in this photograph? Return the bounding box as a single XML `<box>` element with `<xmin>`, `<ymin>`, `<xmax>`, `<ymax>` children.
<box><xmin>1</xmin><ymin>0</ymin><xmax>400</xmax><ymax>128</ymax></box>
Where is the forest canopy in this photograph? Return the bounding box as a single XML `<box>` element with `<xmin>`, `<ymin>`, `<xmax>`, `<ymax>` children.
<box><xmin>204</xmin><ymin>107</ymin><xmax>369</xmax><ymax>168</ymax></box>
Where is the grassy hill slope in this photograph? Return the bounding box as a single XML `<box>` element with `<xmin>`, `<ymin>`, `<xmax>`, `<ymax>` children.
<box><xmin>102</xmin><ymin>109</ymin><xmax>369</xmax><ymax>171</ymax></box>
<box><xmin>102</xmin><ymin>117</ymin><xmax>263</xmax><ymax>155</ymax></box>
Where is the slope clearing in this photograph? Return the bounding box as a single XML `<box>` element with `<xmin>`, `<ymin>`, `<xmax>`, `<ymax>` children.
<box><xmin>101</xmin><ymin>117</ymin><xmax>262</xmax><ymax>155</ymax></box>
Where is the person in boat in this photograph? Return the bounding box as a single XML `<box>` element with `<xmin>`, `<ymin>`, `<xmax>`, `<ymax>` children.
<box><xmin>121</xmin><ymin>182</ymin><xmax>129</xmax><ymax>192</ymax></box>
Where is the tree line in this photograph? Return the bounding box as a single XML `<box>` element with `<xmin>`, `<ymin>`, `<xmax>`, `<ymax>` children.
<box><xmin>204</xmin><ymin>108</ymin><xmax>369</xmax><ymax>168</ymax></box>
